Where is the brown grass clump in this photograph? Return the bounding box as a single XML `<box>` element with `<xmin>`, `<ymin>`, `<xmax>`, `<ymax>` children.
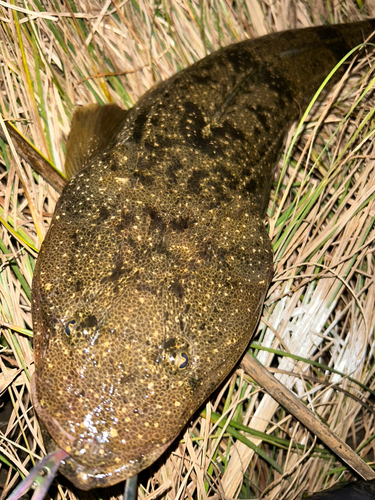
<box><xmin>0</xmin><ymin>1</ymin><xmax>374</xmax><ymax>499</ymax></box>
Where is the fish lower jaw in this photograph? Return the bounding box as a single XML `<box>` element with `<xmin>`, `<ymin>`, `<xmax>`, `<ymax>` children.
<box><xmin>41</xmin><ymin>419</ymin><xmax>176</xmax><ymax>489</ymax></box>
<box><xmin>59</xmin><ymin>456</ymin><xmax>138</xmax><ymax>490</ymax></box>
<box><xmin>58</xmin><ymin>437</ymin><xmax>175</xmax><ymax>490</ymax></box>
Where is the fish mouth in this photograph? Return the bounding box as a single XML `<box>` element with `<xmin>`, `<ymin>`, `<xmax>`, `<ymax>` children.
<box><xmin>30</xmin><ymin>375</ymin><xmax>174</xmax><ymax>489</ymax></box>
<box><xmin>56</xmin><ymin>438</ymin><xmax>174</xmax><ymax>490</ymax></box>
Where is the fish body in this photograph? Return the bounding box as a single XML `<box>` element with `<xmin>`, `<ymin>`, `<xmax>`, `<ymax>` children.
<box><xmin>31</xmin><ymin>21</ymin><xmax>375</xmax><ymax>490</ymax></box>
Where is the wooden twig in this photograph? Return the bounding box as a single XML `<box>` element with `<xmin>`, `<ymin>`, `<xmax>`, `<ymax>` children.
<box><xmin>241</xmin><ymin>353</ymin><xmax>375</xmax><ymax>481</ymax></box>
<box><xmin>0</xmin><ymin>120</ymin><xmax>66</xmax><ymax>194</ymax></box>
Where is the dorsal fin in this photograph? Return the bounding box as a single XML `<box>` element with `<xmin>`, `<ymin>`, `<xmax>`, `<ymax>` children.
<box><xmin>64</xmin><ymin>103</ymin><xmax>129</xmax><ymax>181</ymax></box>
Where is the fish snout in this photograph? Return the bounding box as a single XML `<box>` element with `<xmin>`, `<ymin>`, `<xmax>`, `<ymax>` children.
<box><xmin>57</xmin><ymin>433</ymin><xmax>175</xmax><ymax>490</ymax></box>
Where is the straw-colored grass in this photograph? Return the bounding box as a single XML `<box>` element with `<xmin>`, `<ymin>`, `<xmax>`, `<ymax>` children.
<box><xmin>0</xmin><ymin>1</ymin><xmax>374</xmax><ymax>499</ymax></box>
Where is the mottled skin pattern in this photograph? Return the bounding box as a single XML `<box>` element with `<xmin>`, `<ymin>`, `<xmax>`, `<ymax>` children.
<box><xmin>31</xmin><ymin>21</ymin><xmax>375</xmax><ymax>490</ymax></box>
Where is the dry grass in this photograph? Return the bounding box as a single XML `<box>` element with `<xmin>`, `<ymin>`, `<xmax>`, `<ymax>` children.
<box><xmin>0</xmin><ymin>1</ymin><xmax>374</xmax><ymax>499</ymax></box>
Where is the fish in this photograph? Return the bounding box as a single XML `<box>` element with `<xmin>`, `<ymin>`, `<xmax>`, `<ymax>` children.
<box><xmin>30</xmin><ymin>20</ymin><xmax>375</xmax><ymax>490</ymax></box>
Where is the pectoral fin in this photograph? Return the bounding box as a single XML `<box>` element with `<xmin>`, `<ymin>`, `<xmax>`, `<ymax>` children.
<box><xmin>64</xmin><ymin>103</ymin><xmax>128</xmax><ymax>180</ymax></box>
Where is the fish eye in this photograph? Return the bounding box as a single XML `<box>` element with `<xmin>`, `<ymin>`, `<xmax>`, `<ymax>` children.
<box><xmin>65</xmin><ymin>320</ymin><xmax>76</xmax><ymax>336</ymax></box>
<box><xmin>177</xmin><ymin>352</ymin><xmax>188</xmax><ymax>369</ymax></box>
